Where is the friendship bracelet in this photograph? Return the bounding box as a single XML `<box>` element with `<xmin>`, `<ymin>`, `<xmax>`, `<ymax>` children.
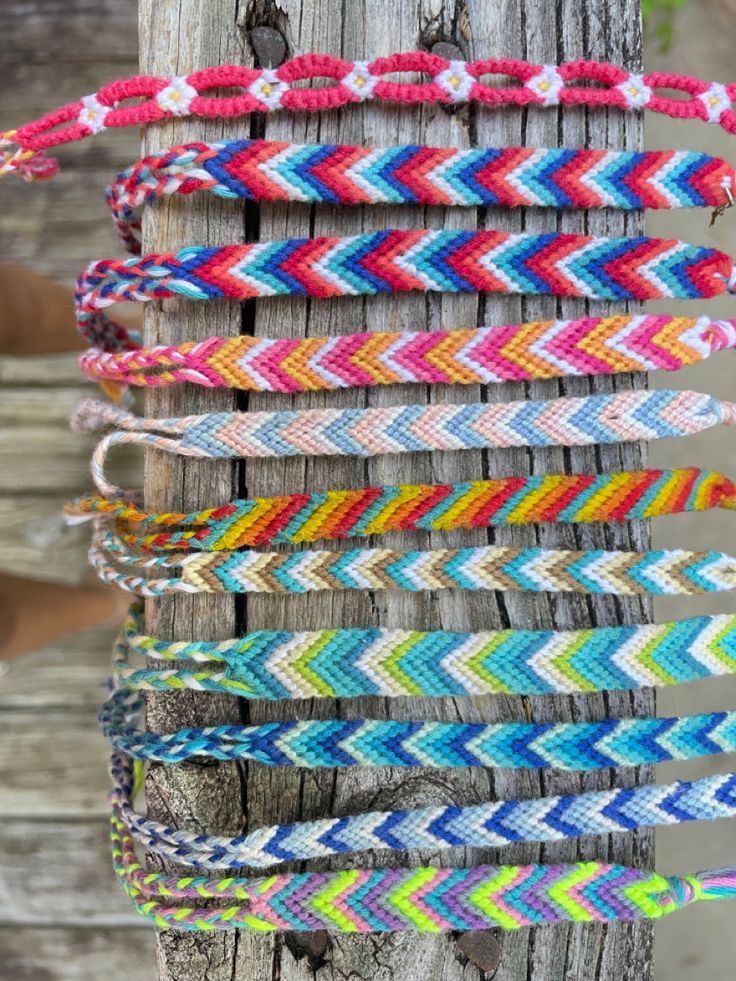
<box><xmin>109</xmin><ymin>142</ymin><xmax>735</xmax><ymax>252</ymax></box>
<box><xmin>74</xmin><ymin>390</ymin><xmax>736</xmax><ymax>497</ymax></box>
<box><xmin>115</xmin><ymin>606</ymin><xmax>736</xmax><ymax>700</ymax></box>
<box><xmin>75</xmin><ymin>229</ymin><xmax>734</xmax><ymax>350</ymax></box>
<box><xmin>89</xmin><ymin>529</ymin><xmax>736</xmax><ymax>597</ymax></box>
<box><xmin>6</xmin><ymin>52</ymin><xmax>736</xmax><ymax>179</ymax></box>
<box><xmin>79</xmin><ymin>313</ymin><xmax>736</xmax><ymax>392</ymax></box>
<box><xmin>110</xmin><ymin>751</ymin><xmax>736</xmax><ymax>870</ymax></box>
<box><xmin>70</xmin><ymin>467</ymin><xmax>736</xmax><ymax>552</ymax></box>
<box><xmin>111</xmin><ymin>802</ymin><xmax>736</xmax><ymax>932</ymax></box>
<box><xmin>102</xmin><ymin>687</ymin><xmax>736</xmax><ymax>768</ymax></box>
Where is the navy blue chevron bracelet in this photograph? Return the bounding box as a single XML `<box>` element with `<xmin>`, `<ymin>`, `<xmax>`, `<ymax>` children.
<box><xmin>111</xmin><ymin>751</ymin><xmax>736</xmax><ymax>871</ymax></box>
<box><xmin>109</xmin><ymin>142</ymin><xmax>735</xmax><ymax>253</ymax></box>
<box><xmin>117</xmin><ymin>606</ymin><xmax>736</xmax><ymax>700</ymax></box>
<box><xmin>102</xmin><ymin>686</ymin><xmax>736</xmax><ymax>769</ymax></box>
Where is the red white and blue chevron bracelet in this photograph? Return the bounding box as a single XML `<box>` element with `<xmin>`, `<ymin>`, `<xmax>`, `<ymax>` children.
<box><xmin>4</xmin><ymin>52</ymin><xmax>736</xmax><ymax>179</ymax></box>
<box><xmin>76</xmin><ymin>229</ymin><xmax>736</xmax><ymax>351</ymax></box>
<box><xmin>74</xmin><ymin>389</ymin><xmax>736</xmax><ymax>497</ymax></box>
<box><xmin>109</xmin><ymin>142</ymin><xmax>735</xmax><ymax>254</ymax></box>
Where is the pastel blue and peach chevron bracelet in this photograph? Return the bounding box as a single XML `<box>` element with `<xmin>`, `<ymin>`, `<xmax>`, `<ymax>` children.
<box><xmin>75</xmin><ymin>389</ymin><xmax>736</xmax><ymax>498</ymax></box>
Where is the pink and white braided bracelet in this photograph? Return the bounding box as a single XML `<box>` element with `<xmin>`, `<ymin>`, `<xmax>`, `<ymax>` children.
<box><xmin>4</xmin><ymin>52</ymin><xmax>736</xmax><ymax>179</ymax></box>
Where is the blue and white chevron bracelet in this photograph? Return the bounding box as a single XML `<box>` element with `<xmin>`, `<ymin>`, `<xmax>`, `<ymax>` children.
<box><xmin>111</xmin><ymin>751</ymin><xmax>736</xmax><ymax>870</ymax></box>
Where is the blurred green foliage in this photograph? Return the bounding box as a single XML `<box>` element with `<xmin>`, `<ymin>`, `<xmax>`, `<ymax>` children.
<box><xmin>642</xmin><ymin>0</ymin><xmax>689</xmax><ymax>53</ymax></box>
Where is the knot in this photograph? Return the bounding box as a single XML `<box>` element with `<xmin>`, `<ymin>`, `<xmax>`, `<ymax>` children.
<box><xmin>704</xmin><ymin>318</ymin><xmax>736</xmax><ymax>353</ymax></box>
<box><xmin>666</xmin><ymin>874</ymin><xmax>700</xmax><ymax>911</ymax></box>
<box><xmin>70</xmin><ymin>397</ymin><xmax>134</xmax><ymax>433</ymax></box>
<box><xmin>718</xmin><ymin>398</ymin><xmax>736</xmax><ymax>427</ymax></box>
<box><xmin>0</xmin><ymin>134</ymin><xmax>58</xmax><ymax>181</ymax></box>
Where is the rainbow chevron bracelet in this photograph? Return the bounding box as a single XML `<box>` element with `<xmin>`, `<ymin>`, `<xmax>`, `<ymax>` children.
<box><xmin>75</xmin><ymin>229</ymin><xmax>734</xmax><ymax>350</ymax></box>
<box><xmin>89</xmin><ymin>530</ymin><xmax>736</xmax><ymax>597</ymax></box>
<box><xmin>111</xmin><ymin>797</ymin><xmax>736</xmax><ymax>932</ymax></box>
<box><xmin>70</xmin><ymin>467</ymin><xmax>736</xmax><ymax>552</ymax></box>
<box><xmin>80</xmin><ymin>313</ymin><xmax>736</xmax><ymax>392</ymax></box>
<box><xmin>5</xmin><ymin>53</ymin><xmax>736</xmax><ymax>180</ymax></box>
<box><xmin>102</xmin><ymin>687</ymin><xmax>736</xmax><ymax>768</ymax></box>
<box><xmin>109</xmin><ymin>142</ymin><xmax>735</xmax><ymax>252</ymax></box>
<box><xmin>111</xmin><ymin>750</ymin><xmax>736</xmax><ymax>869</ymax></box>
<box><xmin>115</xmin><ymin>606</ymin><xmax>736</xmax><ymax>700</ymax></box>
<box><xmin>74</xmin><ymin>391</ymin><xmax>736</xmax><ymax>497</ymax></box>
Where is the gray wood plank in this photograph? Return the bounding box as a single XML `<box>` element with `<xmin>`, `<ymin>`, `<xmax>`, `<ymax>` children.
<box><xmin>0</xmin><ymin>927</ymin><xmax>155</xmax><ymax>981</ymax></box>
<box><xmin>0</xmin><ymin>625</ymin><xmax>114</xmax><ymax>709</ymax></box>
<box><xmin>0</xmin><ymin>709</ymin><xmax>110</xmax><ymax>818</ymax></box>
<box><xmin>0</xmin><ymin>819</ymin><xmax>141</xmax><ymax>926</ymax></box>
<box><xmin>0</xmin><ymin>496</ymin><xmax>91</xmax><ymax>582</ymax></box>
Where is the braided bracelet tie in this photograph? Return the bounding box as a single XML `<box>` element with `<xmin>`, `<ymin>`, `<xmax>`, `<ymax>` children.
<box><xmin>109</xmin><ymin>142</ymin><xmax>735</xmax><ymax>253</ymax></box>
<box><xmin>6</xmin><ymin>53</ymin><xmax>736</xmax><ymax>179</ymax></box>
<box><xmin>75</xmin><ymin>229</ymin><xmax>734</xmax><ymax>350</ymax></box>
<box><xmin>116</xmin><ymin>606</ymin><xmax>736</xmax><ymax>700</ymax></box>
<box><xmin>74</xmin><ymin>391</ymin><xmax>736</xmax><ymax>496</ymax></box>
<box><xmin>89</xmin><ymin>528</ymin><xmax>736</xmax><ymax>597</ymax></box>
<box><xmin>111</xmin><ymin>799</ymin><xmax>736</xmax><ymax>932</ymax></box>
<box><xmin>70</xmin><ymin>467</ymin><xmax>736</xmax><ymax>552</ymax></box>
<box><xmin>80</xmin><ymin>313</ymin><xmax>736</xmax><ymax>392</ymax></box>
<box><xmin>110</xmin><ymin>750</ymin><xmax>736</xmax><ymax>870</ymax></box>
<box><xmin>102</xmin><ymin>686</ymin><xmax>736</xmax><ymax>769</ymax></box>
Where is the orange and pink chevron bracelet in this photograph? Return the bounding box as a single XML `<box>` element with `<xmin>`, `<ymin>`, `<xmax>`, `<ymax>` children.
<box><xmin>4</xmin><ymin>52</ymin><xmax>736</xmax><ymax>179</ymax></box>
<box><xmin>80</xmin><ymin>313</ymin><xmax>736</xmax><ymax>392</ymax></box>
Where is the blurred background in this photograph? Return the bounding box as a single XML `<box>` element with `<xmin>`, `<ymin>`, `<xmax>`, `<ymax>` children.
<box><xmin>0</xmin><ymin>1</ymin><xmax>734</xmax><ymax>977</ymax></box>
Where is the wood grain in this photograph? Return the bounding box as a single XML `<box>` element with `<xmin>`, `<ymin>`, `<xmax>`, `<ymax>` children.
<box><xmin>0</xmin><ymin>709</ymin><xmax>110</xmax><ymax>817</ymax></box>
<box><xmin>0</xmin><ymin>819</ymin><xmax>141</xmax><ymax>925</ymax></box>
<box><xmin>139</xmin><ymin>2</ymin><xmax>652</xmax><ymax>979</ymax></box>
<box><xmin>0</xmin><ymin>928</ymin><xmax>155</xmax><ymax>981</ymax></box>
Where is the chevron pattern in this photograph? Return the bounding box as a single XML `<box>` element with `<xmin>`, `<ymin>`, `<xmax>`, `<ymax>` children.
<box><xmin>90</xmin><ymin>531</ymin><xmax>736</xmax><ymax>598</ymax></box>
<box><xmin>109</xmin><ymin>142</ymin><xmax>734</xmax><ymax>251</ymax></box>
<box><xmin>75</xmin><ymin>230</ymin><xmax>733</xmax><ymax>350</ymax></box>
<box><xmin>77</xmin><ymin>391</ymin><xmax>736</xmax><ymax>496</ymax></box>
<box><xmin>117</xmin><ymin>609</ymin><xmax>736</xmax><ymax>700</ymax></box>
<box><xmin>113</xmin><ymin>799</ymin><xmax>734</xmax><ymax>932</ymax></box>
<box><xmin>72</xmin><ymin>468</ymin><xmax>736</xmax><ymax>552</ymax></box>
<box><xmin>80</xmin><ymin>313</ymin><xmax>736</xmax><ymax>392</ymax></box>
<box><xmin>111</xmin><ymin>751</ymin><xmax>736</xmax><ymax>869</ymax></box>
<box><xmin>101</xmin><ymin>687</ymin><xmax>736</xmax><ymax>768</ymax></box>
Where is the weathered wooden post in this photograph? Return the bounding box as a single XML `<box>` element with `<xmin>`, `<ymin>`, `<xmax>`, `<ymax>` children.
<box><xmin>139</xmin><ymin>1</ymin><xmax>652</xmax><ymax>979</ymax></box>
